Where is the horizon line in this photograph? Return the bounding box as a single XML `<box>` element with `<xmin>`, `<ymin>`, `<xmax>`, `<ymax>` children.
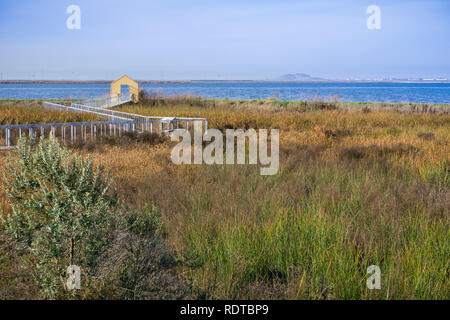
<box><xmin>1</xmin><ymin>79</ymin><xmax>450</xmax><ymax>84</ymax></box>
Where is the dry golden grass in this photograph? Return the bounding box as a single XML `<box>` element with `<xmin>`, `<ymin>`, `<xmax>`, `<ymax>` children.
<box><xmin>0</xmin><ymin>100</ymin><xmax>102</xmax><ymax>124</ymax></box>
<box><xmin>1</xmin><ymin>100</ymin><xmax>449</xmax><ymax>299</ymax></box>
<box><xmin>88</xmin><ymin>106</ymin><xmax>450</xmax><ymax>298</ymax></box>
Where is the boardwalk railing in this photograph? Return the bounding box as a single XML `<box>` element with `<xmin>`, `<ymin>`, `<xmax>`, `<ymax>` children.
<box><xmin>44</xmin><ymin>101</ymin><xmax>208</xmax><ymax>134</ymax></box>
<box><xmin>0</xmin><ymin>120</ymin><xmax>135</xmax><ymax>150</ymax></box>
<box><xmin>44</xmin><ymin>102</ymin><xmax>133</xmax><ymax>121</ymax></box>
<box><xmin>75</xmin><ymin>94</ymin><xmax>131</xmax><ymax>109</ymax></box>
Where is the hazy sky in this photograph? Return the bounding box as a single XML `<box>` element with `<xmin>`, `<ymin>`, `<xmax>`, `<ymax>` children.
<box><xmin>0</xmin><ymin>0</ymin><xmax>449</xmax><ymax>80</ymax></box>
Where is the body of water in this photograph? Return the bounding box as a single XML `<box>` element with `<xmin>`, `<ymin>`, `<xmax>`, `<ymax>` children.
<box><xmin>1</xmin><ymin>82</ymin><xmax>449</xmax><ymax>104</ymax></box>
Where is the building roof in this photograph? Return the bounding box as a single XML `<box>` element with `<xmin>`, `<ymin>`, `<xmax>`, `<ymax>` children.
<box><xmin>111</xmin><ymin>75</ymin><xmax>138</xmax><ymax>86</ymax></box>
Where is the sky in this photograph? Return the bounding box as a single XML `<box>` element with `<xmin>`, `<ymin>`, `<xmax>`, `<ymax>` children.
<box><xmin>0</xmin><ymin>0</ymin><xmax>449</xmax><ymax>80</ymax></box>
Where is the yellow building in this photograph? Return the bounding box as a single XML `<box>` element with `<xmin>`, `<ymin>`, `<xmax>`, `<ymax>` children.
<box><xmin>111</xmin><ymin>75</ymin><xmax>139</xmax><ymax>103</ymax></box>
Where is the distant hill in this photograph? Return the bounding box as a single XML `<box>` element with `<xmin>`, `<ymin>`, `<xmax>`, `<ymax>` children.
<box><xmin>274</xmin><ymin>73</ymin><xmax>324</xmax><ymax>81</ymax></box>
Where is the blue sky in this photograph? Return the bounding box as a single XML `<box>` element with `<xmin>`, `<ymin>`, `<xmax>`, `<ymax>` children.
<box><xmin>0</xmin><ymin>0</ymin><xmax>449</xmax><ymax>80</ymax></box>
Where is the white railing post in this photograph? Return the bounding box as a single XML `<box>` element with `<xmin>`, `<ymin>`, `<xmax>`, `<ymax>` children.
<box><xmin>6</xmin><ymin>128</ymin><xmax>11</xmax><ymax>147</ymax></box>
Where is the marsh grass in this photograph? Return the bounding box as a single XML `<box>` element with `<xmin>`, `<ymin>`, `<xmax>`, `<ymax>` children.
<box><xmin>0</xmin><ymin>98</ymin><xmax>448</xmax><ymax>299</ymax></box>
<box><xmin>105</xmin><ymin>101</ymin><xmax>450</xmax><ymax>299</ymax></box>
<box><xmin>135</xmin><ymin>90</ymin><xmax>449</xmax><ymax>114</ymax></box>
<box><xmin>0</xmin><ymin>101</ymin><xmax>102</xmax><ymax>124</ymax></box>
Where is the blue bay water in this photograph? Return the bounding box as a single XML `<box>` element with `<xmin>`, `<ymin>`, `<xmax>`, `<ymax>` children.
<box><xmin>0</xmin><ymin>82</ymin><xmax>449</xmax><ymax>104</ymax></box>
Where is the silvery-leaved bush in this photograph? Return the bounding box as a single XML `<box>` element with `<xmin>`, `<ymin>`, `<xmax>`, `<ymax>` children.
<box><xmin>2</xmin><ymin>135</ymin><xmax>117</xmax><ymax>298</ymax></box>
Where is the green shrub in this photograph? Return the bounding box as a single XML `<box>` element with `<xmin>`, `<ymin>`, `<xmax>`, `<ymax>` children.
<box><xmin>2</xmin><ymin>136</ymin><xmax>118</xmax><ymax>298</ymax></box>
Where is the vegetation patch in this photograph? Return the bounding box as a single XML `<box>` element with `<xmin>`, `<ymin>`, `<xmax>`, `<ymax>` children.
<box><xmin>0</xmin><ymin>98</ymin><xmax>448</xmax><ymax>299</ymax></box>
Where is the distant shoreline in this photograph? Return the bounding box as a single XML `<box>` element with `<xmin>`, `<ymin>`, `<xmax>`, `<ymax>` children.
<box><xmin>1</xmin><ymin>80</ymin><xmax>450</xmax><ymax>84</ymax></box>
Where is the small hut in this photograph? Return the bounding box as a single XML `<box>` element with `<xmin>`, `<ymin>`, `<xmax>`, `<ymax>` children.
<box><xmin>111</xmin><ymin>75</ymin><xmax>139</xmax><ymax>103</ymax></box>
